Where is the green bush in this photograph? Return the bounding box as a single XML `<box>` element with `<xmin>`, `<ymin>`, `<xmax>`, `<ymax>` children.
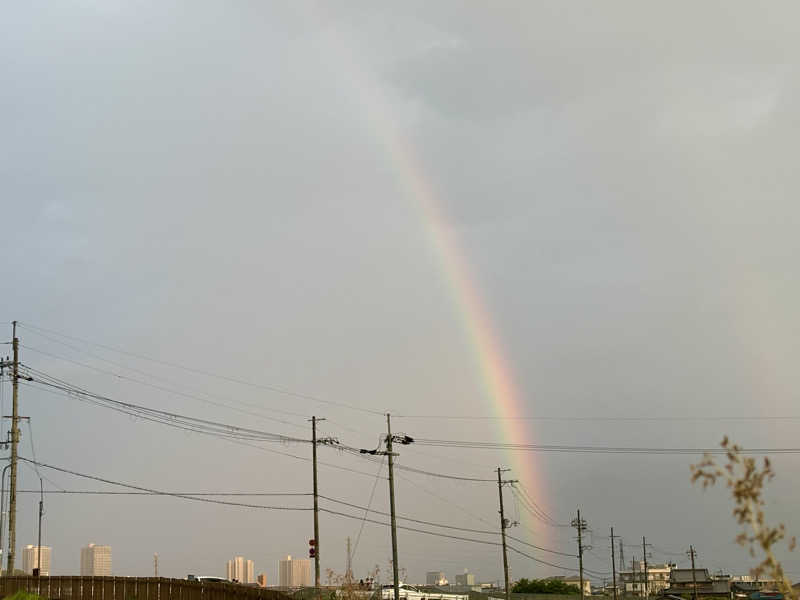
<box><xmin>4</xmin><ymin>591</ymin><xmax>44</xmax><ymax>600</ymax></box>
<box><xmin>511</xmin><ymin>579</ymin><xmax>580</xmax><ymax>594</ymax></box>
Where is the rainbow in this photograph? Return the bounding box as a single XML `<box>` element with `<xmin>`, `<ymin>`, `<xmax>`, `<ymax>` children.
<box><xmin>299</xmin><ymin>6</ymin><xmax>549</xmax><ymax>538</ymax></box>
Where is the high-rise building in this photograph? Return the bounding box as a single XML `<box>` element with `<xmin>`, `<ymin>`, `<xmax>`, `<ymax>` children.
<box><xmin>279</xmin><ymin>555</ymin><xmax>311</xmax><ymax>587</ymax></box>
<box><xmin>427</xmin><ymin>571</ymin><xmax>447</xmax><ymax>586</ymax></box>
<box><xmin>245</xmin><ymin>560</ymin><xmax>254</xmax><ymax>584</ymax></box>
<box><xmin>455</xmin><ymin>571</ymin><xmax>475</xmax><ymax>586</ymax></box>
<box><xmin>22</xmin><ymin>545</ymin><xmax>51</xmax><ymax>576</ymax></box>
<box><xmin>81</xmin><ymin>544</ymin><xmax>112</xmax><ymax>576</ymax></box>
<box><xmin>226</xmin><ymin>556</ymin><xmax>255</xmax><ymax>583</ymax></box>
<box><xmin>257</xmin><ymin>574</ymin><xmax>267</xmax><ymax>588</ymax></box>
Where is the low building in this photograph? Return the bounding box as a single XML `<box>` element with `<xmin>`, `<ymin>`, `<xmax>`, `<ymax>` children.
<box><xmin>618</xmin><ymin>561</ymin><xmax>673</xmax><ymax>596</ymax></box>
<box><xmin>257</xmin><ymin>574</ymin><xmax>267</xmax><ymax>588</ymax></box>
<box><xmin>552</xmin><ymin>575</ymin><xmax>590</xmax><ymax>597</ymax></box>
<box><xmin>666</xmin><ymin>568</ymin><xmax>731</xmax><ymax>598</ymax></box>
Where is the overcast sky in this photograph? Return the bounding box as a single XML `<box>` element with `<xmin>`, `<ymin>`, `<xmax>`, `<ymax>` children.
<box><xmin>3</xmin><ymin>0</ymin><xmax>800</xmax><ymax>586</ymax></box>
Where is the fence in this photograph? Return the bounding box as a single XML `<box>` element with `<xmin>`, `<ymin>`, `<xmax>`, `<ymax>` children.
<box><xmin>0</xmin><ymin>576</ymin><xmax>288</xmax><ymax>600</ymax></box>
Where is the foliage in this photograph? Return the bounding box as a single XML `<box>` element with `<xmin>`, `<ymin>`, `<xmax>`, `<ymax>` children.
<box><xmin>4</xmin><ymin>592</ymin><xmax>44</xmax><ymax>600</ymax></box>
<box><xmin>691</xmin><ymin>437</ymin><xmax>796</xmax><ymax>600</ymax></box>
<box><xmin>325</xmin><ymin>564</ymin><xmax>380</xmax><ymax>600</ymax></box>
<box><xmin>511</xmin><ymin>578</ymin><xmax>580</xmax><ymax>594</ymax></box>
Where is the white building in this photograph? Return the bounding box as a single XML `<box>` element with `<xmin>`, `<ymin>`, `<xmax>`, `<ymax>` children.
<box><xmin>427</xmin><ymin>571</ymin><xmax>448</xmax><ymax>586</ymax></box>
<box><xmin>81</xmin><ymin>544</ymin><xmax>112</xmax><ymax>576</ymax></box>
<box><xmin>619</xmin><ymin>562</ymin><xmax>673</xmax><ymax>596</ymax></box>
<box><xmin>559</xmin><ymin>576</ymin><xmax>591</xmax><ymax>597</ymax></box>
<box><xmin>226</xmin><ymin>556</ymin><xmax>255</xmax><ymax>583</ymax></box>
<box><xmin>22</xmin><ymin>545</ymin><xmax>51</xmax><ymax>576</ymax></box>
<box><xmin>279</xmin><ymin>555</ymin><xmax>311</xmax><ymax>587</ymax></box>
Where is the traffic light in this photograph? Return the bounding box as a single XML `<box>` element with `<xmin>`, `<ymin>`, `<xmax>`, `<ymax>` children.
<box><xmin>309</xmin><ymin>539</ymin><xmax>316</xmax><ymax>558</ymax></box>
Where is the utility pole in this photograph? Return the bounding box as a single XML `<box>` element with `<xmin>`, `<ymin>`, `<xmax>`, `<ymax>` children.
<box><xmin>632</xmin><ymin>559</ymin><xmax>637</xmax><ymax>597</ymax></box>
<box><xmin>619</xmin><ymin>540</ymin><xmax>625</xmax><ymax>598</ymax></box>
<box><xmin>571</xmin><ymin>510</ymin><xmax>588</xmax><ymax>600</ymax></box>
<box><xmin>346</xmin><ymin>537</ymin><xmax>352</xmax><ymax>583</ymax></box>
<box><xmin>496</xmin><ymin>467</ymin><xmax>515</xmax><ymax>600</ymax></box>
<box><xmin>359</xmin><ymin>415</ymin><xmax>413</xmax><ymax>600</ymax></box>
<box><xmin>610</xmin><ymin>528</ymin><xmax>618</xmax><ymax>600</ymax></box>
<box><xmin>688</xmin><ymin>546</ymin><xmax>698</xmax><ymax>600</ymax></box>
<box><xmin>642</xmin><ymin>537</ymin><xmax>650</xmax><ymax>600</ymax></box>
<box><xmin>310</xmin><ymin>416</ymin><xmax>325</xmax><ymax>594</ymax></box>
<box><xmin>7</xmin><ymin>321</ymin><xmax>19</xmax><ymax>574</ymax></box>
<box><xmin>386</xmin><ymin>414</ymin><xmax>400</xmax><ymax>600</ymax></box>
<box><xmin>154</xmin><ymin>553</ymin><xmax>159</xmax><ymax>577</ymax></box>
<box><xmin>35</xmin><ymin>479</ymin><xmax>43</xmax><ymax>576</ymax></box>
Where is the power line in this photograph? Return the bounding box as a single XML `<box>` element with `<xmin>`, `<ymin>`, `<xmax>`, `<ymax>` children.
<box><xmin>20</xmin><ymin>371</ymin><xmax>309</xmax><ymax>444</ymax></box>
<box><xmin>319</xmin><ymin>508</ymin><xmax>502</xmax><ymax>546</ymax></box>
<box><xmin>18</xmin><ymin>457</ymin><xmax>312</xmax><ymax>511</ymax></box>
<box><xmin>394</xmin><ymin>414</ymin><xmax>800</xmax><ymax>422</ymax></box>
<box><xmin>413</xmin><ymin>438</ymin><xmax>800</xmax><ymax>455</ymax></box>
<box><xmin>21</xmin><ymin>344</ymin><xmax>309</xmax><ymax>431</ymax></box>
<box><xmin>319</xmin><ymin>495</ymin><xmax>498</xmax><ymax>535</ymax></box>
<box><xmin>22</xmin><ymin>375</ymin><xmax>385</xmax><ymax>481</ymax></box>
<box><xmin>325</xmin><ymin>443</ymin><xmax>495</xmax><ymax>482</ymax></box>
<box><xmin>506</xmin><ymin>545</ymin><xmax>578</xmax><ymax>572</ymax></box>
<box><xmin>506</xmin><ymin>534</ymin><xmax>577</xmax><ymax>558</ymax></box>
<box><xmin>17</xmin><ymin>490</ymin><xmax>310</xmax><ymax>496</ymax></box>
<box><xmin>19</xmin><ymin>321</ymin><xmax>385</xmax><ymax>416</ymax></box>
<box><xmin>393</xmin><ymin>471</ymin><xmax>497</xmax><ymax>529</ymax></box>
<box><xmin>351</xmin><ymin>457</ymin><xmax>384</xmax><ymax>562</ymax></box>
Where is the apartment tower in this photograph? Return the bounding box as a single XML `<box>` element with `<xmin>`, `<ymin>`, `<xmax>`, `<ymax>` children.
<box><xmin>81</xmin><ymin>544</ymin><xmax>112</xmax><ymax>576</ymax></box>
<box><xmin>22</xmin><ymin>545</ymin><xmax>51</xmax><ymax>576</ymax></box>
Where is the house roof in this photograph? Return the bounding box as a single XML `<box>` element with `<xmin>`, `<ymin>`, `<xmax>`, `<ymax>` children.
<box><xmin>670</xmin><ymin>569</ymin><xmax>712</xmax><ymax>584</ymax></box>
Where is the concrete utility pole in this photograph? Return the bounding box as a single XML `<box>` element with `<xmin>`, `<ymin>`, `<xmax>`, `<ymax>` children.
<box><xmin>36</xmin><ymin>479</ymin><xmax>43</xmax><ymax>576</ymax></box>
<box><xmin>619</xmin><ymin>539</ymin><xmax>625</xmax><ymax>598</ymax></box>
<box><xmin>346</xmin><ymin>537</ymin><xmax>352</xmax><ymax>583</ymax></box>
<box><xmin>610</xmin><ymin>527</ymin><xmax>618</xmax><ymax>600</ymax></box>
<box><xmin>571</xmin><ymin>510</ymin><xmax>588</xmax><ymax>600</ymax></box>
<box><xmin>310</xmin><ymin>416</ymin><xmax>325</xmax><ymax>594</ymax></box>
<box><xmin>496</xmin><ymin>467</ymin><xmax>514</xmax><ymax>600</ymax></box>
<box><xmin>688</xmin><ymin>546</ymin><xmax>698</xmax><ymax>600</ymax></box>
<box><xmin>386</xmin><ymin>414</ymin><xmax>400</xmax><ymax>600</ymax></box>
<box><xmin>642</xmin><ymin>537</ymin><xmax>650</xmax><ymax>600</ymax></box>
<box><xmin>360</xmin><ymin>415</ymin><xmax>413</xmax><ymax>600</ymax></box>
<box><xmin>7</xmin><ymin>321</ymin><xmax>19</xmax><ymax>574</ymax></box>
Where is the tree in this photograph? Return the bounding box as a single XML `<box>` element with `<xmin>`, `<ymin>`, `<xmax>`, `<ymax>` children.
<box><xmin>512</xmin><ymin>578</ymin><xmax>581</xmax><ymax>594</ymax></box>
<box><xmin>691</xmin><ymin>437</ymin><xmax>796</xmax><ymax>600</ymax></box>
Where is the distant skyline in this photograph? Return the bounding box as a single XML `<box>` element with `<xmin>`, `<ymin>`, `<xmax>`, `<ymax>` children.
<box><xmin>3</xmin><ymin>0</ymin><xmax>800</xmax><ymax>587</ymax></box>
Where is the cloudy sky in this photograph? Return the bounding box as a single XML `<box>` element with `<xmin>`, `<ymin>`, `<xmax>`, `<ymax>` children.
<box><xmin>3</xmin><ymin>0</ymin><xmax>800</xmax><ymax>586</ymax></box>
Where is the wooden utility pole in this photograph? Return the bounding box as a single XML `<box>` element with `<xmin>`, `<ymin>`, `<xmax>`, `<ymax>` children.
<box><xmin>386</xmin><ymin>414</ymin><xmax>400</xmax><ymax>600</ymax></box>
<box><xmin>496</xmin><ymin>467</ymin><xmax>512</xmax><ymax>600</ymax></box>
<box><xmin>310</xmin><ymin>416</ymin><xmax>324</xmax><ymax>593</ymax></box>
<box><xmin>688</xmin><ymin>546</ymin><xmax>698</xmax><ymax>600</ymax></box>
<box><xmin>7</xmin><ymin>321</ymin><xmax>19</xmax><ymax>574</ymax></box>
<box><xmin>571</xmin><ymin>510</ymin><xmax>588</xmax><ymax>600</ymax></box>
<box><xmin>611</xmin><ymin>528</ymin><xmax>618</xmax><ymax>600</ymax></box>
